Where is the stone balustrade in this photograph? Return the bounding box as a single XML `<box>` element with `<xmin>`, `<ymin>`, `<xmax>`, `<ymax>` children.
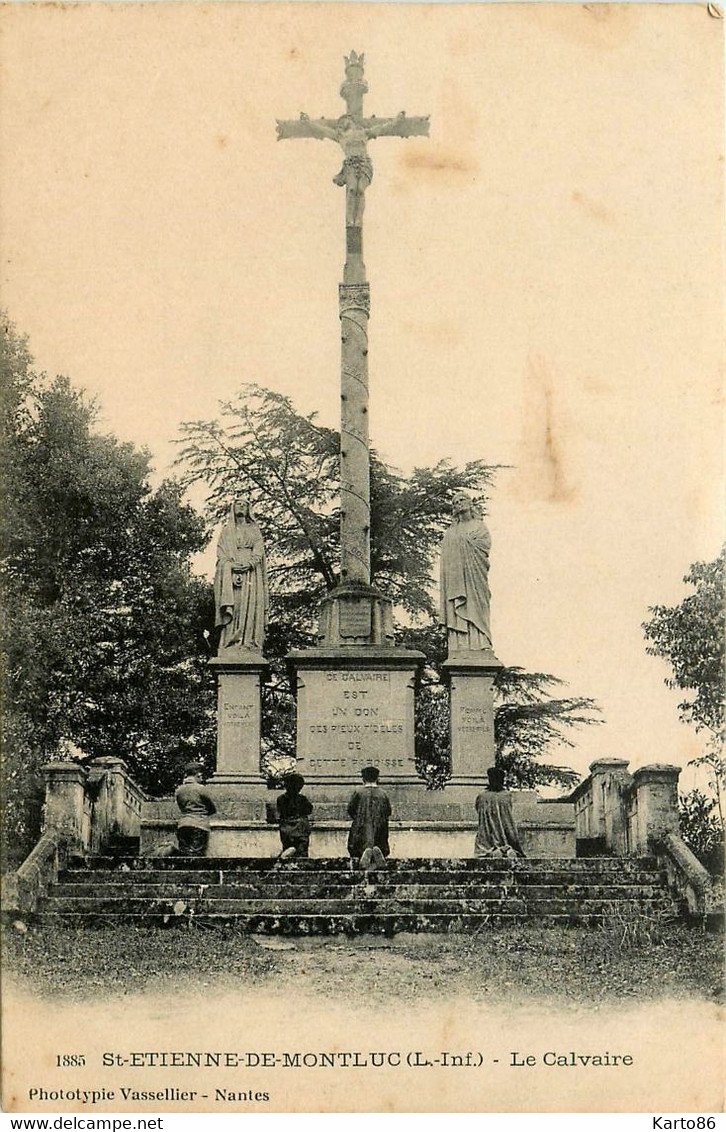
<box><xmin>570</xmin><ymin>757</ymin><xmax>712</xmax><ymax>916</ymax></box>
<box><xmin>8</xmin><ymin>756</ymin><xmax>146</xmax><ymax>887</ymax></box>
<box><xmin>1</xmin><ymin>829</ymin><xmax>67</xmax><ymax>916</ymax></box>
<box><xmin>85</xmin><ymin>756</ymin><xmax>146</xmax><ymax>853</ymax></box>
<box><xmin>570</xmin><ymin>758</ymin><xmax>683</xmax><ymax>856</ymax></box>
<box><xmin>3</xmin><ymin>756</ymin><xmax>149</xmax><ymax>915</ymax></box>
<box><xmin>40</xmin><ymin>756</ymin><xmax>147</xmax><ymax>855</ymax></box>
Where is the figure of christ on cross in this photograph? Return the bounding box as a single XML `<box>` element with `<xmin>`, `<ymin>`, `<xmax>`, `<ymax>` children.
<box><xmin>276</xmin><ymin>52</ymin><xmax>429</xmax><ymax>231</ymax></box>
<box><xmin>292</xmin><ymin>111</ymin><xmax>418</xmax><ymax>226</ymax></box>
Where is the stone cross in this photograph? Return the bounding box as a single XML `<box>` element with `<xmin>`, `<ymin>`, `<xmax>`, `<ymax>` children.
<box><xmin>277</xmin><ymin>52</ymin><xmax>429</xmax><ymax>591</ymax></box>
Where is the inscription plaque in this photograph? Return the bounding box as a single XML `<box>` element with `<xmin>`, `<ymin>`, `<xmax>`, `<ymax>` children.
<box><xmin>296</xmin><ymin>666</ymin><xmax>418</xmax><ymax>778</ymax></box>
<box><xmin>338</xmin><ymin>597</ymin><xmax>373</xmax><ymax>639</ymax></box>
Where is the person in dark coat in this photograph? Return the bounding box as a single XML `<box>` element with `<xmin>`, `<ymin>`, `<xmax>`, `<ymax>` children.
<box><xmin>175</xmin><ymin>762</ymin><xmax>216</xmax><ymax>856</ymax></box>
<box><xmin>347</xmin><ymin>766</ymin><xmax>391</xmax><ymax>872</ymax></box>
<box><xmin>474</xmin><ymin>766</ymin><xmax>525</xmax><ymax>859</ymax></box>
<box><xmin>276</xmin><ymin>773</ymin><xmax>313</xmax><ymax>861</ymax></box>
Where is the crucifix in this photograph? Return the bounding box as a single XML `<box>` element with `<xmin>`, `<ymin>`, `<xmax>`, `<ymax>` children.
<box><xmin>277</xmin><ymin>53</ymin><xmax>429</xmax><ymax>634</ymax></box>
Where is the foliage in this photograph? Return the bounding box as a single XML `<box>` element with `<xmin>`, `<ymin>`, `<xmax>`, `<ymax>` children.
<box><xmin>1</xmin><ymin>316</ymin><xmax>215</xmax><ymax>866</ymax></box>
<box><xmin>411</xmin><ymin>653</ymin><xmax>595</xmax><ymax>792</ymax></box>
<box><xmin>678</xmin><ymin>789</ymin><xmax>724</xmax><ymax>878</ymax></box>
<box><xmin>178</xmin><ymin>383</ymin><xmax>500</xmax><ymax>620</ymax></box>
<box><xmin>643</xmin><ymin>551</ymin><xmax>725</xmax><ymax>743</ymax></box>
<box><xmin>493</xmin><ymin>668</ymin><xmax>596</xmax><ymax>790</ymax></box>
<box><xmin>643</xmin><ymin>550</ymin><xmax>726</xmax><ymax>824</ymax></box>
<box><xmin>179</xmin><ymin>384</ymin><xmax>601</xmax><ymax>790</ymax></box>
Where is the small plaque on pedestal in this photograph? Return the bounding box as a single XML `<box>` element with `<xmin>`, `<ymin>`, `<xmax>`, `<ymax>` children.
<box><xmin>443</xmin><ymin>650</ymin><xmax>503</xmax><ymax>786</ymax></box>
<box><xmin>339</xmin><ymin>596</ymin><xmax>372</xmax><ymax>639</ymax></box>
<box><xmin>209</xmin><ymin>652</ymin><xmax>270</xmax><ymax>784</ymax></box>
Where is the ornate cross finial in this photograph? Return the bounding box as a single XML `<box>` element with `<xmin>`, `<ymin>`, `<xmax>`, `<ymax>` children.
<box><xmin>341</xmin><ymin>51</ymin><xmax>367</xmax><ymax>117</ymax></box>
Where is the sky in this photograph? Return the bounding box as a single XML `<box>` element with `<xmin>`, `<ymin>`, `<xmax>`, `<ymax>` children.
<box><xmin>1</xmin><ymin>2</ymin><xmax>723</xmax><ymax>783</ymax></box>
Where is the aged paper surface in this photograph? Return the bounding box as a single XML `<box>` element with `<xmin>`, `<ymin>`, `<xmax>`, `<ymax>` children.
<box><xmin>1</xmin><ymin>1</ymin><xmax>724</xmax><ymax>1115</ymax></box>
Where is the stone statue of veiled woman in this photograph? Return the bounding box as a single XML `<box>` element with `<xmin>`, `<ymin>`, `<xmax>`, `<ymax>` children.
<box><xmin>214</xmin><ymin>497</ymin><xmax>268</xmax><ymax>653</ymax></box>
<box><xmin>439</xmin><ymin>491</ymin><xmax>493</xmax><ymax>655</ymax></box>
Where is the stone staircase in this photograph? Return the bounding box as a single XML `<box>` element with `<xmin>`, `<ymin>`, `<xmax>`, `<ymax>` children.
<box><xmin>38</xmin><ymin>856</ymin><xmax>681</xmax><ymax>933</ymax></box>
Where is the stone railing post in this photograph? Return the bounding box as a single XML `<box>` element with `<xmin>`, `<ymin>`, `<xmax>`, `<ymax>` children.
<box><xmin>587</xmin><ymin>759</ymin><xmax>631</xmax><ymax>853</ymax></box>
<box><xmin>41</xmin><ymin>761</ymin><xmax>89</xmax><ymax>855</ymax></box>
<box><xmin>631</xmin><ymin>764</ymin><xmax>681</xmax><ymax>853</ymax></box>
<box><xmin>88</xmin><ymin>756</ymin><xmax>143</xmax><ymax>850</ymax></box>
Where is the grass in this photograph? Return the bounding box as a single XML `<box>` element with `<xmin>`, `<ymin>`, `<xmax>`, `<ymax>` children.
<box><xmin>3</xmin><ymin>918</ymin><xmax>723</xmax><ymax>1006</ymax></box>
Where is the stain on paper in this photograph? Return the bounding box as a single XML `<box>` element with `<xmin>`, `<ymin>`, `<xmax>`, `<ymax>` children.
<box><xmin>572</xmin><ymin>190</ymin><xmax>614</xmax><ymax>224</ymax></box>
<box><xmin>401</xmin><ymin>318</ymin><xmax>462</xmax><ymax>347</ymax></box>
<box><xmin>581</xmin><ymin>371</ymin><xmax>614</xmax><ymax>397</ymax></box>
<box><xmin>516</xmin><ymin>354</ymin><xmax>578</xmax><ymax>505</ymax></box>
<box><xmin>398</xmin><ymin>146</ymin><xmax>478</xmax><ymax>186</ymax></box>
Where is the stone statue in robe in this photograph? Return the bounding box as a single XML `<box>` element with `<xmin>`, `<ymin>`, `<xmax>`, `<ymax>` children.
<box><xmin>214</xmin><ymin>498</ymin><xmax>268</xmax><ymax>652</ymax></box>
<box><xmin>439</xmin><ymin>491</ymin><xmax>493</xmax><ymax>654</ymax></box>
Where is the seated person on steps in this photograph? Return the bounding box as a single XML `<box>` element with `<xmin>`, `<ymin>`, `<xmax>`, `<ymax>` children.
<box><xmin>347</xmin><ymin>765</ymin><xmax>391</xmax><ymax>876</ymax></box>
<box><xmin>474</xmin><ymin>766</ymin><xmax>526</xmax><ymax>859</ymax></box>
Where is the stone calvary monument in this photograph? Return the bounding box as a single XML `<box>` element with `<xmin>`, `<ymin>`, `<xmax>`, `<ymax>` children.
<box><xmin>9</xmin><ymin>54</ymin><xmax>702</xmax><ymax>935</ymax></box>
<box><xmin>278</xmin><ymin>53</ymin><xmax>503</xmax><ymax>795</ymax></box>
<box><xmin>200</xmin><ymin>51</ymin><xmax>539</xmax><ymax>849</ymax></box>
<box><xmin>143</xmin><ymin>52</ymin><xmax>577</xmax><ymax>854</ymax></box>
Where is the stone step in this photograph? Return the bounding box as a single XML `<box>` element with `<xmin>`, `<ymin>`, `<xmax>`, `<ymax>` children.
<box><xmin>62</xmin><ymin>868</ymin><xmax>666</xmax><ymax>889</ymax></box>
<box><xmin>42</xmin><ymin>895</ymin><xmax>677</xmax><ymax>916</ymax></box>
<box><xmin>41</xmin><ymin>854</ymin><xmax>679</xmax><ymax>933</ymax></box>
<box><xmin>37</xmin><ymin>910</ymin><xmax>676</xmax><ymax>933</ymax></box>
<box><xmin>51</xmin><ymin>881</ymin><xmax>671</xmax><ymax>900</ymax></box>
<box><xmin>78</xmin><ymin>855</ymin><xmax>659</xmax><ymax>875</ymax></box>
<box><xmin>103</xmin><ymin>834</ymin><xmax>141</xmax><ymax>856</ymax></box>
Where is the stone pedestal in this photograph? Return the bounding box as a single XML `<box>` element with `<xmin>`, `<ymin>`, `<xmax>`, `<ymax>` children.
<box><xmin>210</xmin><ymin>653</ymin><xmax>270</xmax><ymax>784</ymax></box>
<box><xmin>140</xmin><ymin>787</ymin><xmax>576</xmax><ymax>858</ymax></box>
<box><xmin>442</xmin><ymin>651</ymin><xmax>503</xmax><ymax>785</ymax></box>
<box><xmin>287</xmin><ymin>647</ymin><xmax>425</xmax><ymax>785</ymax></box>
<box><xmin>316</xmin><ymin>583</ymin><xmax>394</xmax><ymax>647</ymax></box>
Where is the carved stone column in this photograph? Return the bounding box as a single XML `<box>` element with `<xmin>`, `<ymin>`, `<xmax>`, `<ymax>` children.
<box><xmin>339</xmin><ymin>281</ymin><xmax>371</xmax><ymax>587</ymax></box>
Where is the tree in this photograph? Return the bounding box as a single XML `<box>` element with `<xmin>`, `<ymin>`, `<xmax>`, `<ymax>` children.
<box><xmin>1</xmin><ymin>316</ymin><xmax>215</xmax><ymax>865</ymax></box>
<box><xmin>178</xmin><ymin>384</ymin><xmax>601</xmax><ymax>788</ymax></box>
<box><xmin>643</xmin><ymin>551</ymin><xmax>724</xmax><ymax>741</ymax></box>
<box><xmin>643</xmin><ymin>551</ymin><xmax>725</xmax><ymax>819</ymax></box>
<box><xmin>178</xmin><ymin>384</ymin><xmax>500</xmax><ymax>622</ymax></box>
<box><xmin>679</xmin><ymin>789</ymin><xmax>724</xmax><ymax>877</ymax></box>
